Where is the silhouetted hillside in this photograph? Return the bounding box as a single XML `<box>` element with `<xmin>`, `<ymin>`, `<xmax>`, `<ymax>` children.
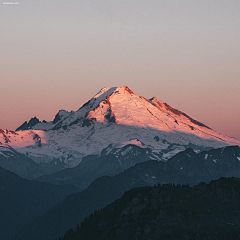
<box><xmin>61</xmin><ymin>177</ymin><xmax>240</xmax><ymax>240</ymax></box>
<box><xmin>0</xmin><ymin>167</ymin><xmax>78</xmax><ymax>240</ymax></box>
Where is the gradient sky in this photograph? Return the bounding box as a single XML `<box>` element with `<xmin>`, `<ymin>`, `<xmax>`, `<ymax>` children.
<box><xmin>0</xmin><ymin>0</ymin><xmax>240</xmax><ymax>139</ymax></box>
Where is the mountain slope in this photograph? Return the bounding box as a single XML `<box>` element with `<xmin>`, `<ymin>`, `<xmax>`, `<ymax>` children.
<box><xmin>0</xmin><ymin>145</ymin><xmax>43</xmax><ymax>179</ymax></box>
<box><xmin>0</xmin><ymin>167</ymin><xmax>79</xmax><ymax>240</ymax></box>
<box><xmin>14</xmin><ymin>146</ymin><xmax>240</xmax><ymax>240</ymax></box>
<box><xmin>61</xmin><ymin>177</ymin><xmax>240</xmax><ymax>240</ymax></box>
<box><xmin>1</xmin><ymin>86</ymin><xmax>240</xmax><ymax>174</ymax></box>
<box><xmin>35</xmin><ymin>145</ymin><xmax>240</xmax><ymax>189</ymax></box>
<box><xmin>35</xmin><ymin>144</ymin><xmax>159</xmax><ymax>189</ymax></box>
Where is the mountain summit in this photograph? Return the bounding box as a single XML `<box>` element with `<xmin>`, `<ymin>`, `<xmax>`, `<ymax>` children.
<box><xmin>1</xmin><ymin>86</ymin><xmax>239</xmax><ymax>172</ymax></box>
<box><xmin>13</xmin><ymin>86</ymin><xmax>235</xmax><ymax>137</ymax></box>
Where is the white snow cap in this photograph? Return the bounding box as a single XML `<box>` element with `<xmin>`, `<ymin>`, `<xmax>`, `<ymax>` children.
<box><xmin>1</xmin><ymin>85</ymin><xmax>239</xmax><ymax>168</ymax></box>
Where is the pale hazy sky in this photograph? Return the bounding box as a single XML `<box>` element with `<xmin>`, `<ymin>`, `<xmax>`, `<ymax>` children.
<box><xmin>0</xmin><ymin>0</ymin><xmax>240</xmax><ymax>139</ymax></box>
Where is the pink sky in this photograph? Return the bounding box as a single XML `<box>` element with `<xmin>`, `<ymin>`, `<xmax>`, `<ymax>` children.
<box><xmin>0</xmin><ymin>0</ymin><xmax>239</xmax><ymax>140</ymax></box>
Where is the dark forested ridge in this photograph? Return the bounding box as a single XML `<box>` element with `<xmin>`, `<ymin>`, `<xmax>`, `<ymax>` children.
<box><xmin>0</xmin><ymin>166</ymin><xmax>79</xmax><ymax>240</ymax></box>
<box><xmin>60</xmin><ymin>177</ymin><xmax>240</xmax><ymax>240</ymax></box>
<box><xmin>14</xmin><ymin>146</ymin><xmax>240</xmax><ymax>240</ymax></box>
<box><xmin>36</xmin><ymin>145</ymin><xmax>240</xmax><ymax>189</ymax></box>
<box><xmin>35</xmin><ymin>144</ymin><xmax>158</xmax><ymax>190</ymax></box>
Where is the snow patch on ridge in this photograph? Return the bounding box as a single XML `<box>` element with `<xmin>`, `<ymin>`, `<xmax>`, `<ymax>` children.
<box><xmin>0</xmin><ymin>129</ymin><xmax>47</xmax><ymax>148</ymax></box>
<box><xmin>118</xmin><ymin>139</ymin><xmax>145</xmax><ymax>148</ymax></box>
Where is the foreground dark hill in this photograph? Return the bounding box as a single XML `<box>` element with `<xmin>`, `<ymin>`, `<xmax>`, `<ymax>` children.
<box><xmin>0</xmin><ymin>167</ymin><xmax>78</xmax><ymax>240</ymax></box>
<box><xmin>61</xmin><ymin>177</ymin><xmax>240</xmax><ymax>240</ymax></box>
<box><xmin>15</xmin><ymin>146</ymin><xmax>240</xmax><ymax>240</ymax></box>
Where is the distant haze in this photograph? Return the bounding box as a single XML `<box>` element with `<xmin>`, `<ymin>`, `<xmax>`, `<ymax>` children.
<box><xmin>0</xmin><ymin>0</ymin><xmax>239</xmax><ymax>140</ymax></box>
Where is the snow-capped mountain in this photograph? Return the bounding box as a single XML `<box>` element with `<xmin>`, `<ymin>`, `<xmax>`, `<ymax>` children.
<box><xmin>1</xmin><ymin>86</ymin><xmax>239</xmax><ymax>172</ymax></box>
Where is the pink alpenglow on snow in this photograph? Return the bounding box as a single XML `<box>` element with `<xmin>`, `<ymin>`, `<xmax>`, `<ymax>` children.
<box><xmin>0</xmin><ymin>86</ymin><xmax>240</xmax><ymax>168</ymax></box>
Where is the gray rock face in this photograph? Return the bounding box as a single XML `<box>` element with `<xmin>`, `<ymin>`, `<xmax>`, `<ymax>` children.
<box><xmin>16</xmin><ymin>117</ymin><xmax>41</xmax><ymax>131</ymax></box>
